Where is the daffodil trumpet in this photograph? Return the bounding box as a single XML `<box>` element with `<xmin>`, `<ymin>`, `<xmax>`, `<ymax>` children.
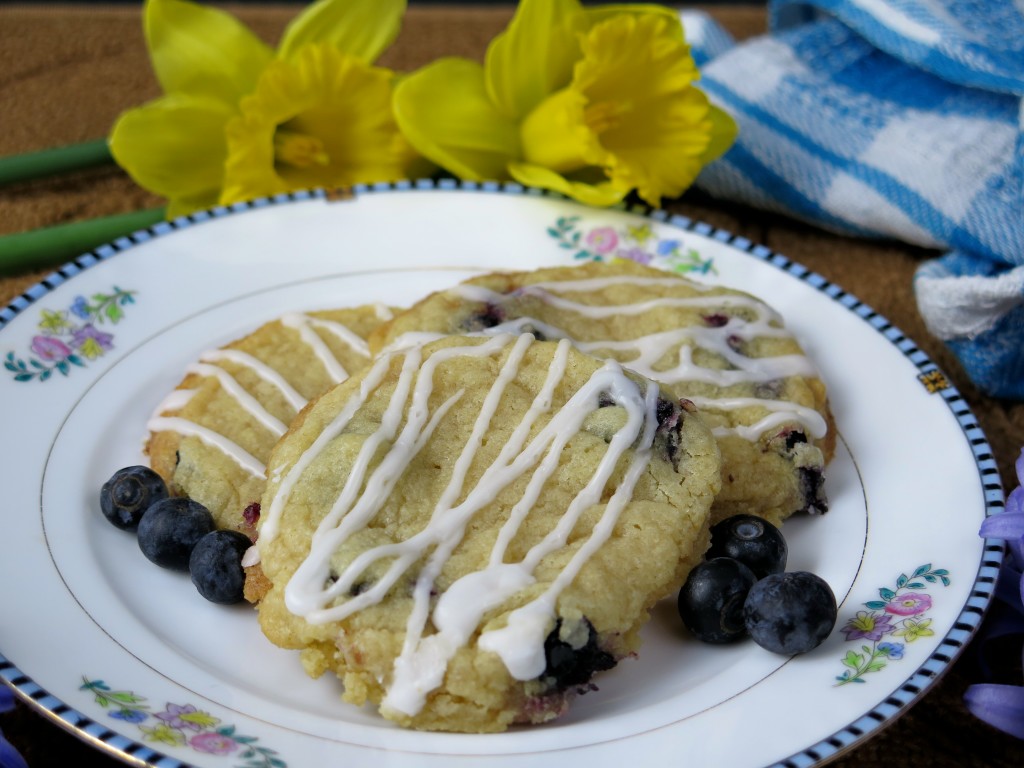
<box><xmin>109</xmin><ymin>0</ymin><xmax>425</xmax><ymax>218</ymax></box>
<box><xmin>393</xmin><ymin>0</ymin><xmax>737</xmax><ymax>208</ymax></box>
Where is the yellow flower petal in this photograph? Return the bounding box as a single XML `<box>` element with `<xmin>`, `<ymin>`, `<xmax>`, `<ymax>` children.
<box><xmin>166</xmin><ymin>191</ymin><xmax>221</xmax><ymax>219</ymax></box>
<box><xmin>602</xmin><ymin>86</ymin><xmax>716</xmax><ymax>206</ymax></box>
<box><xmin>508</xmin><ymin>161</ymin><xmax>629</xmax><ymax>206</ymax></box>
<box><xmin>220</xmin><ymin>44</ymin><xmax>422</xmax><ymax>205</ymax></box>
<box><xmin>278</xmin><ymin>0</ymin><xmax>406</xmax><ymax>64</ymax></box>
<box><xmin>520</xmin><ymin>87</ymin><xmax>606</xmax><ymax>172</ymax></box>
<box><xmin>581</xmin><ymin>4</ymin><xmax>684</xmax><ymax>34</ymax></box>
<box><xmin>109</xmin><ymin>93</ymin><xmax>233</xmax><ymax>207</ymax></box>
<box><xmin>394</xmin><ymin>57</ymin><xmax>520</xmax><ymax>181</ymax></box>
<box><xmin>144</xmin><ymin>0</ymin><xmax>272</xmax><ymax>103</ymax></box>
<box><xmin>700</xmin><ymin>103</ymin><xmax>739</xmax><ymax>165</ymax></box>
<box><xmin>484</xmin><ymin>0</ymin><xmax>584</xmax><ymax>120</ymax></box>
<box><xmin>570</xmin><ymin>12</ymin><xmax>728</xmax><ymax>205</ymax></box>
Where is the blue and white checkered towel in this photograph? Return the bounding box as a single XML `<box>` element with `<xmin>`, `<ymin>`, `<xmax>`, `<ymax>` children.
<box><xmin>684</xmin><ymin>1</ymin><xmax>1024</xmax><ymax>399</ymax></box>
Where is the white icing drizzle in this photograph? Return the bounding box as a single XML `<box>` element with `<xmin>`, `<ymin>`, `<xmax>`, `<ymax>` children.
<box><xmin>267</xmin><ymin>333</ymin><xmax>661</xmax><ymax>717</ymax></box>
<box><xmin>452</xmin><ymin>276</ymin><xmax>826</xmax><ymax>443</ymax></box>
<box><xmin>152</xmin><ymin>387</ymin><xmax>197</xmax><ymax>414</ymax></box>
<box><xmin>149</xmin><ymin>312</ymin><xmax>374</xmax><ymax>478</ymax></box>
<box><xmin>199</xmin><ymin>349</ymin><xmax>307</xmax><ymax>411</ymax></box>
<box><xmin>241</xmin><ymin>545</ymin><xmax>261</xmax><ymax>567</ymax></box>
<box><xmin>259</xmin><ymin>349</ymin><xmax>402</xmax><ymax>547</ymax></box>
<box><xmin>186</xmin><ymin>363</ymin><xmax>288</xmax><ymax>436</ymax></box>
<box><xmin>281</xmin><ymin>312</ymin><xmax>372</xmax><ymax>383</ymax></box>
<box><xmin>686</xmin><ymin>395</ymin><xmax>828</xmax><ymax>441</ymax></box>
<box><xmin>456</xmin><ymin>281</ymin><xmax>757</xmax><ymax>319</ymax></box>
<box><xmin>485</xmin><ymin>320</ymin><xmax>817</xmax><ymax>386</ymax></box>
<box><xmin>474</xmin><ymin>375</ymin><xmax>658</xmax><ymax>684</ymax></box>
<box><xmin>146</xmin><ymin>416</ymin><xmax>265</xmax><ymax>477</ymax></box>
<box><xmin>486</xmin><ymin>274</ymin><xmax>716</xmax><ymax>295</ymax></box>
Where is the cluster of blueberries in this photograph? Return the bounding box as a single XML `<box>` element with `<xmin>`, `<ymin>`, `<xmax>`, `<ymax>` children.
<box><xmin>99</xmin><ymin>466</ymin><xmax>251</xmax><ymax>604</ymax></box>
<box><xmin>677</xmin><ymin>515</ymin><xmax>837</xmax><ymax>654</ymax></box>
<box><xmin>99</xmin><ymin>466</ymin><xmax>836</xmax><ymax>656</ymax></box>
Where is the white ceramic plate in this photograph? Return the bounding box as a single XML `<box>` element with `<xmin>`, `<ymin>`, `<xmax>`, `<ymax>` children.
<box><xmin>0</xmin><ymin>183</ymin><xmax>1004</xmax><ymax>768</ymax></box>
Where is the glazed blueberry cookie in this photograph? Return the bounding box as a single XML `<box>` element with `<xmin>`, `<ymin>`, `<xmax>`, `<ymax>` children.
<box><xmin>145</xmin><ymin>304</ymin><xmax>396</xmax><ymax>533</ymax></box>
<box><xmin>254</xmin><ymin>334</ymin><xmax>721</xmax><ymax>732</ymax></box>
<box><xmin>371</xmin><ymin>262</ymin><xmax>835</xmax><ymax>527</ymax></box>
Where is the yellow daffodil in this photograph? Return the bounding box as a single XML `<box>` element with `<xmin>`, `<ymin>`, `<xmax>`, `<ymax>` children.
<box><xmin>393</xmin><ymin>0</ymin><xmax>737</xmax><ymax>207</ymax></box>
<box><xmin>109</xmin><ymin>0</ymin><xmax>423</xmax><ymax>217</ymax></box>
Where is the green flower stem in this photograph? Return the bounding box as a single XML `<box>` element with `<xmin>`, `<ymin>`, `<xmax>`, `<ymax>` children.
<box><xmin>0</xmin><ymin>207</ymin><xmax>166</xmax><ymax>276</ymax></box>
<box><xmin>837</xmin><ymin>643</ymin><xmax>888</xmax><ymax>685</ymax></box>
<box><xmin>0</xmin><ymin>139</ymin><xmax>114</xmax><ymax>187</ymax></box>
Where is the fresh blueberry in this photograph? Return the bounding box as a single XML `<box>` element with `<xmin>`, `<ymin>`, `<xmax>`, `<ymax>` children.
<box><xmin>189</xmin><ymin>530</ymin><xmax>252</xmax><ymax>604</ymax></box>
<box><xmin>677</xmin><ymin>557</ymin><xmax>757</xmax><ymax>644</ymax></box>
<box><xmin>743</xmin><ymin>571</ymin><xmax>837</xmax><ymax>655</ymax></box>
<box><xmin>706</xmin><ymin>515</ymin><xmax>788</xmax><ymax>579</ymax></box>
<box><xmin>99</xmin><ymin>465</ymin><xmax>169</xmax><ymax>531</ymax></box>
<box><xmin>137</xmin><ymin>497</ymin><xmax>215</xmax><ymax>570</ymax></box>
<box><xmin>542</xmin><ymin>618</ymin><xmax>616</xmax><ymax>690</ymax></box>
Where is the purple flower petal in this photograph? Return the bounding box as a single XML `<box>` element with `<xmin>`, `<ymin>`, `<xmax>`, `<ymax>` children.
<box><xmin>980</xmin><ymin>511</ymin><xmax>1024</xmax><ymax>538</ymax></box>
<box><xmin>0</xmin><ymin>734</ymin><xmax>29</xmax><ymax>768</ymax></box>
<box><xmin>965</xmin><ymin>683</ymin><xmax>1024</xmax><ymax>739</ymax></box>
<box><xmin>0</xmin><ymin>689</ymin><xmax>29</xmax><ymax>768</ymax></box>
<box><xmin>970</xmin><ymin>446</ymin><xmax>1024</xmax><ymax>737</ymax></box>
<box><xmin>70</xmin><ymin>324</ymin><xmax>114</xmax><ymax>351</ymax></box>
<box><xmin>993</xmin><ymin>562</ymin><xmax>1024</xmax><ymax>613</ymax></box>
<box><xmin>1007</xmin><ymin>486</ymin><xmax>1024</xmax><ymax>516</ymax></box>
<box><xmin>982</xmin><ymin>514</ymin><xmax>1024</xmax><ymax>569</ymax></box>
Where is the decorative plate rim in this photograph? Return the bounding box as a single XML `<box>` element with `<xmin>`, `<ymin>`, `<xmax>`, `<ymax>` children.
<box><xmin>0</xmin><ymin>179</ymin><xmax>1006</xmax><ymax>768</ymax></box>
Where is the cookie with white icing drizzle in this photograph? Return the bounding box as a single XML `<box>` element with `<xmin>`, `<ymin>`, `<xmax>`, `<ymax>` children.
<box><xmin>145</xmin><ymin>304</ymin><xmax>395</xmax><ymax>533</ymax></box>
<box><xmin>371</xmin><ymin>261</ymin><xmax>834</xmax><ymax>526</ymax></box>
<box><xmin>254</xmin><ymin>334</ymin><xmax>721</xmax><ymax>732</ymax></box>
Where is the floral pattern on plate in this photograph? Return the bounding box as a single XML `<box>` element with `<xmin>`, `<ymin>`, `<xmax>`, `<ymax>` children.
<box><xmin>80</xmin><ymin>678</ymin><xmax>285</xmax><ymax>767</ymax></box>
<box><xmin>546</xmin><ymin>216</ymin><xmax>716</xmax><ymax>275</ymax></box>
<box><xmin>836</xmin><ymin>564</ymin><xmax>951</xmax><ymax>686</ymax></box>
<box><xmin>5</xmin><ymin>287</ymin><xmax>136</xmax><ymax>382</ymax></box>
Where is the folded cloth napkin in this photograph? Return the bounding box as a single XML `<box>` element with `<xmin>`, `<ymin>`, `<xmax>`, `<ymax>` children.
<box><xmin>683</xmin><ymin>1</ymin><xmax>1024</xmax><ymax>399</ymax></box>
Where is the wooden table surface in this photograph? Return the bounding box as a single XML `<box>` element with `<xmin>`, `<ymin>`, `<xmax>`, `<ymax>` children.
<box><xmin>1</xmin><ymin>4</ymin><xmax>1022</xmax><ymax>766</ymax></box>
